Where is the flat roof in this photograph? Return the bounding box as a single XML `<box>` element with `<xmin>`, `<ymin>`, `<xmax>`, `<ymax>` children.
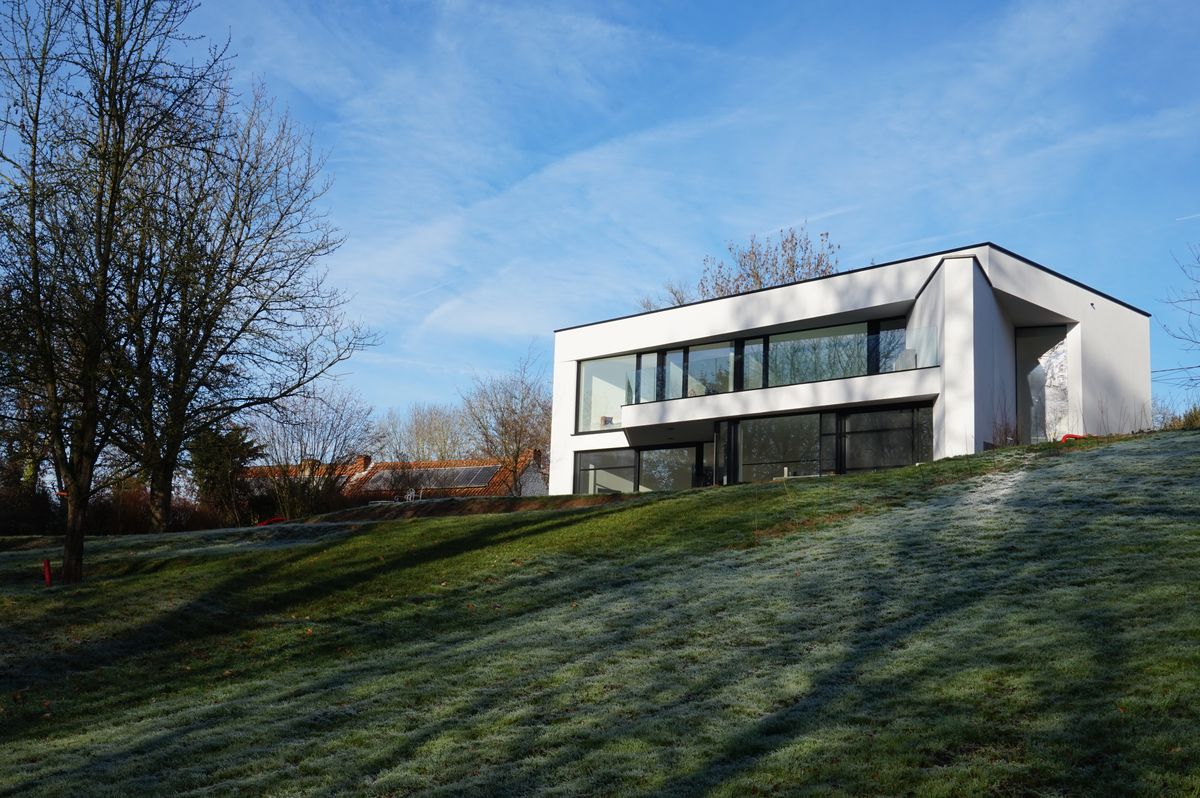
<box><xmin>554</xmin><ymin>241</ymin><xmax>1150</xmax><ymax>333</ymax></box>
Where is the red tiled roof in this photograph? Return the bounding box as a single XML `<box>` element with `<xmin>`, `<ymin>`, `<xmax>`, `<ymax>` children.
<box><xmin>352</xmin><ymin>450</ymin><xmax>541</xmax><ymax>499</ymax></box>
<box><xmin>245</xmin><ymin>450</ymin><xmax>543</xmax><ymax>500</ymax></box>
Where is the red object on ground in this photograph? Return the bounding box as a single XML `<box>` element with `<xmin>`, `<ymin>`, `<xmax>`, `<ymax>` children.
<box><xmin>1060</xmin><ymin>434</ymin><xmax>1088</xmax><ymax>442</ymax></box>
<box><xmin>256</xmin><ymin>516</ymin><xmax>287</xmax><ymax>526</ymax></box>
<box><xmin>43</xmin><ymin>559</ymin><xmax>53</xmax><ymax>587</ymax></box>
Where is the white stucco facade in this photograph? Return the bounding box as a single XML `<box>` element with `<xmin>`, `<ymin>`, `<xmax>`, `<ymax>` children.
<box><xmin>549</xmin><ymin>243</ymin><xmax>1151</xmax><ymax>495</ymax></box>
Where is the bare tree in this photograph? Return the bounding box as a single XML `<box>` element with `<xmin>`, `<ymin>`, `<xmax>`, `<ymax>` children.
<box><xmin>460</xmin><ymin>353</ymin><xmax>550</xmax><ymax>496</ymax></box>
<box><xmin>0</xmin><ymin>0</ymin><xmax>227</xmax><ymax>581</ymax></box>
<box><xmin>376</xmin><ymin>401</ymin><xmax>474</xmax><ymax>462</ymax></box>
<box><xmin>0</xmin><ymin>0</ymin><xmax>372</xmax><ymax>578</ymax></box>
<box><xmin>1163</xmin><ymin>245</ymin><xmax>1200</xmax><ymax>390</ymax></box>
<box><xmin>640</xmin><ymin>224</ymin><xmax>840</xmax><ymax>310</ymax></box>
<box><xmin>637</xmin><ymin>278</ymin><xmax>696</xmax><ymax>312</ymax></box>
<box><xmin>253</xmin><ymin>384</ymin><xmax>378</xmax><ymax>518</ymax></box>
<box><xmin>110</xmin><ymin>84</ymin><xmax>372</xmax><ymax>535</ymax></box>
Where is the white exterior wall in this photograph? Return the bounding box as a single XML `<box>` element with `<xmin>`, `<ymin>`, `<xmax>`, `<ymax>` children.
<box><xmin>908</xmin><ymin>261</ymin><xmax>948</xmax><ymax>458</ymax></box>
<box><xmin>980</xmin><ymin>249</ymin><xmax>1151</xmax><ymax>435</ymax></box>
<box><xmin>938</xmin><ymin>257</ymin><xmax>979</xmax><ymax>458</ymax></box>
<box><xmin>549</xmin><ymin>244</ymin><xmax>1150</xmax><ymax>494</ymax></box>
<box><xmin>622</xmin><ymin>368</ymin><xmax>940</xmax><ymax>428</ymax></box>
<box><xmin>972</xmin><ymin>264</ymin><xmax>1017</xmax><ymax>448</ymax></box>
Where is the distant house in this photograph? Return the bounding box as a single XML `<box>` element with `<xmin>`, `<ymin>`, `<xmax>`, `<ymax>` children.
<box><xmin>245</xmin><ymin>450</ymin><xmax>548</xmax><ymax>504</ymax></box>
<box><xmin>352</xmin><ymin>451</ymin><xmax>548</xmax><ymax>500</ymax></box>
<box><xmin>549</xmin><ymin>243</ymin><xmax>1151</xmax><ymax>494</ymax></box>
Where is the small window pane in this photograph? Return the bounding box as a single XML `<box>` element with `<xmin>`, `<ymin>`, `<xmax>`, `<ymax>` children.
<box><xmin>665</xmin><ymin>350</ymin><xmax>684</xmax><ymax>400</ymax></box>
<box><xmin>687</xmin><ymin>342</ymin><xmax>734</xmax><ymax>397</ymax></box>
<box><xmin>876</xmin><ymin>319</ymin><xmax>908</xmax><ymax>373</ymax></box>
<box><xmin>635</xmin><ymin>353</ymin><xmax>658</xmax><ymax>404</ymax></box>
<box><xmin>916</xmin><ymin>406</ymin><xmax>933</xmax><ymax>462</ymax></box>
<box><xmin>819</xmin><ymin>412</ymin><xmax>838</xmax><ymax>473</ymax></box>
<box><xmin>743</xmin><ymin>338</ymin><xmax>764</xmax><ymax>389</ymax></box>
<box><xmin>700</xmin><ymin>441</ymin><xmax>715</xmax><ymax>486</ymax></box>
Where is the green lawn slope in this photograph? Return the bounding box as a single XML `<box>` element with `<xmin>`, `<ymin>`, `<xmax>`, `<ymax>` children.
<box><xmin>2</xmin><ymin>433</ymin><xmax>1198</xmax><ymax>796</ymax></box>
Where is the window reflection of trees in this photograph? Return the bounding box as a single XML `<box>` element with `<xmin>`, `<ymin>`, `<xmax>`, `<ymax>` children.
<box><xmin>687</xmin><ymin>344</ymin><xmax>734</xmax><ymax>397</ymax></box>
<box><xmin>740</xmin><ymin>415</ymin><xmax>821</xmax><ymax>480</ymax></box>
<box><xmin>842</xmin><ymin>407</ymin><xmax>931</xmax><ymax>471</ymax></box>
<box><xmin>638</xmin><ymin>448</ymin><xmax>696</xmax><ymax>491</ymax></box>
<box><xmin>876</xmin><ymin>324</ymin><xmax>907</xmax><ymax>372</ymax></box>
<box><xmin>769</xmin><ymin>322</ymin><xmax>910</xmax><ymax>385</ymax></box>
<box><xmin>770</xmin><ymin>325</ymin><xmax>868</xmax><ymax>386</ymax></box>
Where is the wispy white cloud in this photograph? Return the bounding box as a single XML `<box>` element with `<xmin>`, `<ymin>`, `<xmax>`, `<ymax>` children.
<box><xmin>187</xmin><ymin>0</ymin><xmax>1200</xmax><ymax>410</ymax></box>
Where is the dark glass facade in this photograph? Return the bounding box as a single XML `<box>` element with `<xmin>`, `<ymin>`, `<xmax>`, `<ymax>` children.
<box><xmin>574</xmin><ymin>402</ymin><xmax>934</xmax><ymax>493</ymax></box>
<box><xmin>572</xmin><ymin>316</ymin><xmax>938</xmax><ymax>493</ymax></box>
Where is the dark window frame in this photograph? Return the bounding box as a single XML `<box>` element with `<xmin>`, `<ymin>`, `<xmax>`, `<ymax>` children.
<box><xmin>573</xmin><ymin>316</ymin><xmax>918</xmax><ymax>438</ymax></box>
<box><xmin>636</xmin><ymin>443</ymin><xmax>707</xmax><ymax>492</ymax></box>
<box><xmin>573</xmin><ymin>447</ymin><xmax>638</xmax><ymax>494</ymax></box>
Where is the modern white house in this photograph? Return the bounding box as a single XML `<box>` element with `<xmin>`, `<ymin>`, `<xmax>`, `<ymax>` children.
<box><xmin>548</xmin><ymin>243</ymin><xmax>1151</xmax><ymax>495</ymax></box>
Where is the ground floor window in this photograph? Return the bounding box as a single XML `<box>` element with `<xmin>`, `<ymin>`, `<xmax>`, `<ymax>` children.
<box><xmin>739</xmin><ymin>413</ymin><xmax>823</xmax><ymax>481</ymax></box>
<box><xmin>573</xmin><ymin>402</ymin><xmax>934</xmax><ymax>494</ymax></box>
<box><xmin>574</xmin><ymin>449</ymin><xmax>636</xmax><ymax>493</ymax></box>
<box><xmin>638</xmin><ymin>447</ymin><xmax>699</xmax><ymax>492</ymax></box>
<box><xmin>842</xmin><ymin>406</ymin><xmax>933</xmax><ymax>472</ymax></box>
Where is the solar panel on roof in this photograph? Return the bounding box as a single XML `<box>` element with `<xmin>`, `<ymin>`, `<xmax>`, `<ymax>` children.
<box><xmin>467</xmin><ymin>465</ymin><xmax>499</xmax><ymax>487</ymax></box>
<box><xmin>452</xmin><ymin>466</ymin><xmax>480</xmax><ymax>487</ymax></box>
<box><xmin>364</xmin><ymin>469</ymin><xmax>413</xmax><ymax>491</ymax></box>
<box><xmin>361</xmin><ymin>464</ymin><xmax>500</xmax><ymax>492</ymax></box>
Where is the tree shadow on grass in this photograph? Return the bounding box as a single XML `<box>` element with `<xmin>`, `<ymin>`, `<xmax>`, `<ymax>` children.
<box><xmin>0</xmin><ymin>498</ymin><xmax>666</xmax><ymax>737</ymax></box>
<box><xmin>2</xmin><ymin>437</ymin><xmax>1198</xmax><ymax>796</ymax></box>
<box><xmin>648</xmin><ymin>440</ymin><xmax>1196</xmax><ymax>797</ymax></box>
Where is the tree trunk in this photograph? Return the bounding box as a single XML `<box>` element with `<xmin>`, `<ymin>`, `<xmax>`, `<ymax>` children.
<box><xmin>147</xmin><ymin>457</ymin><xmax>176</xmax><ymax>533</ymax></box>
<box><xmin>509</xmin><ymin>453</ymin><xmax>524</xmax><ymax>497</ymax></box>
<box><xmin>147</xmin><ymin>473</ymin><xmax>172</xmax><ymax>534</ymax></box>
<box><xmin>62</xmin><ymin>491</ymin><xmax>86</xmax><ymax>583</ymax></box>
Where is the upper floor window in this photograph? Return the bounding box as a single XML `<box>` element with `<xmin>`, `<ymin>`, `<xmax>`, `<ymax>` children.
<box><xmin>768</xmin><ymin>323</ymin><xmax>868</xmax><ymax>386</ymax></box>
<box><xmin>687</xmin><ymin>342</ymin><xmax>734</xmax><ymax>396</ymax></box>
<box><xmin>577</xmin><ymin>354</ymin><xmax>635</xmax><ymax>432</ymax></box>
<box><xmin>574</xmin><ymin>316</ymin><xmax>934</xmax><ymax>432</ymax></box>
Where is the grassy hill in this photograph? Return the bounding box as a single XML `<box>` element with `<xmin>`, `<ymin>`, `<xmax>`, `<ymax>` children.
<box><xmin>2</xmin><ymin>433</ymin><xmax>1198</xmax><ymax>796</ymax></box>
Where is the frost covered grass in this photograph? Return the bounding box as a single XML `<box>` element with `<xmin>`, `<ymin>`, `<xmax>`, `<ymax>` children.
<box><xmin>2</xmin><ymin>433</ymin><xmax>1199</xmax><ymax>796</ymax></box>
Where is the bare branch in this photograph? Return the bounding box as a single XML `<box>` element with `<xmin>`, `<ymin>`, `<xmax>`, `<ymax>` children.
<box><xmin>640</xmin><ymin>223</ymin><xmax>840</xmax><ymax>310</ymax></box>
<box><xmin>459</xmin><ymin>351</ymin><xmax>550</xmax><ymax>496</ymax></box>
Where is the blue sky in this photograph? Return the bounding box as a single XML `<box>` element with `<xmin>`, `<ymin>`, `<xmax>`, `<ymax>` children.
<box><xmin>186</xmin><ymin>0</ymin><xmax>1200</xmax><ymax>412</ymax></box>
